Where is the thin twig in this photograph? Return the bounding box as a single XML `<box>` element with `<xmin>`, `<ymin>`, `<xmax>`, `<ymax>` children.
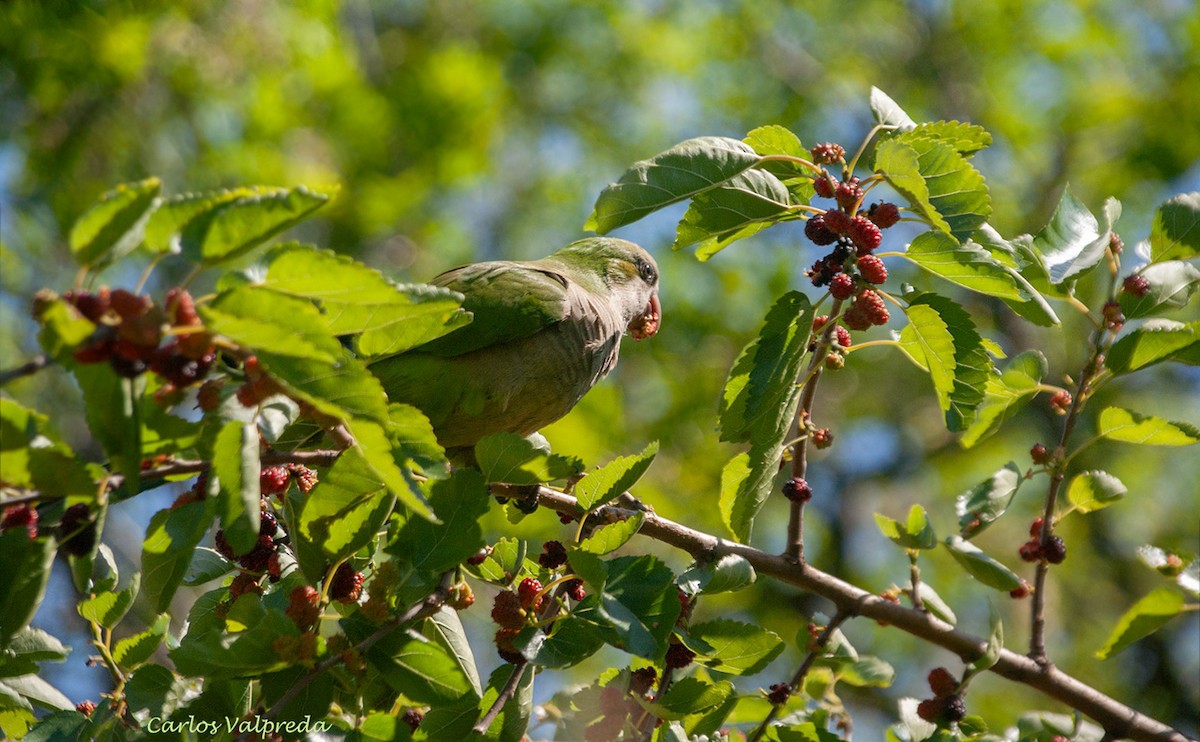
<box><xmin>265</xmin><ymin>571</ymin><xmax>455</xmax><ymax>721</ymax></box>
<box><xmin>749</xmin><ymin>609</ymin><xmax>851</xmax><ymax>741</ymax></box>
<box><xmin>472</xmin><ymin>661</ymin><xmax>529</xmax><ymax>735</ymax></box>
<box><xmin>0</xmin><ymin>355</ymin><xmax>51</xmax><ymax>386</ymax></box>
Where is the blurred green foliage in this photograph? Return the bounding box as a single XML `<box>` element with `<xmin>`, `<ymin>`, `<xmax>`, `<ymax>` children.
<box><xmin>2</xmin><ymin>0</ymin><xmax>1197</xmax><ymax>734</ymax></box>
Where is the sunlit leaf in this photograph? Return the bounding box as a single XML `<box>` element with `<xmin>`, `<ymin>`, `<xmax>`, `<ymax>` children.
<box><xmin>961</xmin><ymin>351</ymin><xmax>1048</xmax><ymax>447</ymax></box>
<box><xmin>1097</xmin><ymin>407</ymin><xmax>1200</xmax><ymax>446</ymax></box>
<box><xmin>869</xmin><ymin>87</ymin><xmax>917</xmax><ymax>131</ymax></box>
<box><xmin>1105</xmin><ymin>320</ymin><xmax>1199</xmax><ymax>375</ymax></box>
<box><xmin>177</xmin><ymin>186</ymin><xmax>331</xmax><ymax>264</ymax></box>
<box><xmin>1149</xmin><ymin>192</ymin><xmax>1200</xmax><ymax>262</ymax></box>
<box><xmin>677</xmin><ymin>169</ymin><xmax>793</xmax><ymax>260</ymax></box>
<box><xmin>685</xmin><ymin>619</ymin><xmax>784</xmax><ymax>676</ymax></box>
<box><xmin>1118</xmin><ymin>261</ymin><xmax>1200</xmax><ymax>319</ymax></box>
<box><xmin>69</xmin><ymin>178</ymin><xmax>161</xmax><ymax>268</ymax></box>
<box><xmin>1067</xmin><ymin>471</ymin><xmax>1127</xmax><ymax>513</ymax></box>
<box><xmin>943</xmin><ymin>536</ymin><xmax>1022</xmax><ymax>591</ymax></box>
<box><xmin>1095</xmin><ymin>588</ymin><xmax>1186</xmax><ymax>659</ymax></box>
<box><xmin>575</xmin><ymin>441</ymin><xmax>659</xmax><ymax>512</ymax></box>
<box><xmin>902</xmin><ymin>294</ymin><xmax>992</xmax><ymax>431</ymax></box>
<box><xmin>1031</xmin><ymin>188</ymin><xmax>1119</xmax><ymax>285</ymax></box>
<box><xmin>475</xmin><ymin>432</ymin><xmax>582</xmax><ymax>485</ymax></box>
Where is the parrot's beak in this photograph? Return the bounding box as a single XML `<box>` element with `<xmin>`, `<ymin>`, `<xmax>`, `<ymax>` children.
<box><xmin>628</xmin><ymin>292</ymin><xmax>661</xmax><ymax>340</ymax></box>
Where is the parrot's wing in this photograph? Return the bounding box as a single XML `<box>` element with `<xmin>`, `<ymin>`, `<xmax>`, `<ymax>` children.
<box><xmin>419</xmin><ymin>261</ymin><xmax>572</xmax><ymax>357</ymax></box>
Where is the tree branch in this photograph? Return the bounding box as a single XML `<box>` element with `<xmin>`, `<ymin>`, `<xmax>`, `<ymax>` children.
<box><xmin>532</xmin><ymin>487</ymin><xmax>1189</xmax><ymax>742</ymax></box>
<box><xmin>0</xmin><ymin>355</ymin><xmax>51</xmax><ymax>386</ymax></box>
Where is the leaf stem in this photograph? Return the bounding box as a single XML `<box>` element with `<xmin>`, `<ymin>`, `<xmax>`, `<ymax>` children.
<box><xmin>473</xmin><ymin>660</ymin><xmax>530</xmax><ymax>735</ymax></box>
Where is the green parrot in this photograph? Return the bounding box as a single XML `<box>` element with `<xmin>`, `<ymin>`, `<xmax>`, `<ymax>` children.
<box><xmin>371</xmin><ymin>237</ymin><xmax>661</xmax><ymax>451</ymax></box>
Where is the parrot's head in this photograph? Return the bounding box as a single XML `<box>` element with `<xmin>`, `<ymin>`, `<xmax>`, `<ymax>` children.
<box><xmin>554</xmin><ymin>237</ymin><xmax>661</xmax><ymax>340</ymax></box>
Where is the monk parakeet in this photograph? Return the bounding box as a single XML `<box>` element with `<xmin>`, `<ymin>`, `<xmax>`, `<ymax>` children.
<box><xmin>371</xmin><ymin>237</ymin><xmax>661</xmax><ymax>450</ymax></box>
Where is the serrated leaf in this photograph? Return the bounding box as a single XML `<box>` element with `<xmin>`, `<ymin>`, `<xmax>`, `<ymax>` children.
<box><xmin>177</xmin><ymin>186</ymin><xmax>330</xmax><ymax>264</ymax></box>
<box><xmin>575</xmin><ymin>441</ymin><xmax>658</xmax><ymax>511</ymax></box>
<box><xmin>1106</xmin><ymin>320</ymin><xmax>1199</xmax><ymax>374</ymax></box>
<box><xmin>906</xmin><ymin>121</ymin><xmax>991</xmax><ymax>156</ymax></box>
<box><xmin>141</xmin><ymin>500</ymin><xmax>213</xmax><ymax>613</ymax></box>
<box><xmin>943</xmin><ymin>536</ymin><xmax>1022</xmax><ymax>591</ymax></box>
<box><xmin>955</xmin><ymin>463</ymin><xmax>1023</xmax><ymax>538</ymax></box>
<box><xmin>260</xmin><ymin>243</ymin><xmax>469</xmax><ymax>356</ymax></box>
<box><xmin>586</xmin><ymin>137</ymin><xmax>763</xmax><ymax>233</ymax></box>
<box><xmin>534</xmin><ymin>616</ymin><xmax>605</xmax><ymax>669</ymax></box>
<box><xmin>686</xmin><ymin>619</ymin><xmax>784</xmax><ymax>676</ymax></box>
<box><xmin>0</xmin><ymin>400</ymin><xmax>95</xmax><ymax>501</ymax></box>
<box><xmin>570</xmin><ymin>553</ymin><xmax>680</xmax><ymax>659</ymax></box>
<box><xmin>902</xmin><ymin>294</ymin><xmax>992</xmax><ymax>431</ymax></box>
<box><xmin>77</xmin><ymin>573</ymin><xmax>140</xmax><ymax>630</ymax></box>
<box><xmin>970</xmin><ymin>225</ymin><xmax>1061</xmax><ymax>326</ymax></box>
<box><xmin>875</xmin><ymin>505</ymin><xmax>937</xmax><ymax>550</ymax></box>
<box><xmin>577</xmin><ymin>511</ymin><xmax>645</xmax><ymax>555</ymax></box>
<box><xmin>112</xmin><ymin>614</ymin><xmax>169</xmax><ymax>670</ymax></box>
<box><xmin>475</xmin><ymin>431</ymin><xmax>582</xmax><ymax>485</ymax></box>
<box><xmin>874</xmin><ymin>139</ymin><xmax>944</xmax><ymax>232</ymax></box>
<box><xmin>1149</xmin><ymin>192</ymin><xmax>1200</xmax><ymax>262</ymax></box>
<box><xmin>1118</xmin><ymin>261</ymin><xmax>1200</xmax><ymax>318</ymax></box>
<box><xmin>182</xmin><ymin>547</ymin><xmax>233</xmax><ymax>586</ymax></box>
<box><xmin>1031</xmin><ymin>188</ymin><xmax>1119</xmax><ymax>285</ymax></box>
<box><xmin>678</xmin><ymin>554</ymin><xmax>757</xmax><ymax>595</ymax></box>
<box><xmin>896</xmin><ymin>136</ymin><xmax>992</xmax><ymax>242</ymax></box>
<box><xmin>211</xmin><ymin>420</ymin><xmax>261</xmax><ymax>555</ymax></box>
<box><xmin>387</xmin><ymin>468</ymin><xmax>489</xmax><ymax>574</ymax></box>
<box><xmin>348</xmin><ymin>417</ymin><xmax>433</xmax><ymax>520</ymax></box>
<box><xmin>169</xmin><ymin>591</ymin><xmax>297</xmax><ymax>677</ymax></box>
<box><xmin>961</xmin><ymin>351</ymin><xmax>1048</xmax><ymax>447</ymax></box>
<box><xmin>678</xmin><ymin>168</ymin><xmax>794</xmax><ymax>260</ymax></box>
<box><xmin>744</xmin><ymin>125</ymin><xmax>813</xmax><ymax>187</ymax></box>
<box><xmin>0</xmin><ymin>534</ymin><xmax>55</xmax><ymax>643</ymax></box>
<box><xmin>1095</xmin><ymin>588</ymin><xmax>1186</xmax><ymax>659</ymax></box>
<box><xmin>869</xmin><ymin>87</ymin><xmax>917</xmax><ymax>130</ymax></box>
<box><xmin>636</xmin><ymin>677</ymin><xmax>733</xmax><ymax>720</ymax></box>
<box><xmin>69</xmin><ymin>178</ymin><xmax>161</xmax><ymax>268</ymax></box>
<box><xmin>1067</xmin><ymin>471</ymin><xmax>1127</xmax><ymax>513</ymax></box>
<box><xmin>1097</xmin><ymin>407</ymin><xmax>1200</xmax><ymax>446</ymax></box>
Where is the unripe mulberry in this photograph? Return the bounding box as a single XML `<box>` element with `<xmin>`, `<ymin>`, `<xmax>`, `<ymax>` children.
<box><xmin>1019</xmin><ymin>539</ymin><xmax>1042</xmax><ymax>562</ymax></box>
<box><xmin>565</xmin><ymin>578</ymin><xmax>587</xmax><ymax>602</ymax></box>
<box><xmin>260</xmin><ymin>465</ymin><xmax>291</xmax><ymax>496</ymax></box>
<box><xmin>813</xmin><ymin>175</ymin><xmax>837</xmax><ymax>199</ymax></box>
<box><xmin>1049</xmin><ymin>390</ymin><xmax>1072</xmax><ymax>414</ymax></box>
<box><xmin>811</xmin><ymin>142</ymin><xmax>845</xmax><ymax>164</ymax></box>
<box><xmin>517</xmin><ymin>577</ymin><xmax>543</xmax><ymax>610</ymax></box>
<box><xmin>856</xmin><ymin>289</ymin><xmax>890</xmax><ymax>325</ymax></box>
<box><xmin>1122</xmin><ymin>274</ymin><xmax>1150</xmax><ymax>297</ymax></box>
<box><xmin>842</xmin><ymin>303</ymin><xmax>872</xmax><ymax>331</ymax></box>
<box><xmin>834</xmin><ymin>325</ymin><xmax>852</xmax><ymax>348</ymax></box>
<box><xmin>329</xmin><ymin>562</ymin><xmax>364</xmax><ymax>603</ymax></box>
<box><xmin>834</xmin><ymin>177</ymin><xmax>863</xmax><ymax>212</ymax></box>
<box><xmin>822</xmin><ymin>208</ymin><xmax>852</xmax><ymax>235</ymax></box>
<box><xmin>1</xmin><ymin>504</ymin><xmax>38</xmax><ymax>540</ymax></box>
<box><xmin>491</xmin><ymin>590</ymin><xmax>526</xmax><ymax>629</ymax></box>
<box><xmin>812</xmin><ymin>428</ymin><xmax>834</xmax><ymax>449</ymax></box>
<box><xmin>857</xmin><ymin>254</ymin><xmax>887</xmax><ymax>284</ymax></box>
<box><xmin>848</xmin><ymin>216</ymin><xmax>883</xmax><ymax>253</ymax></box>
<box><xmin>286</xmin><ymin>585</ymin><xmax>321</xmax><ymax>630</ymax></box>
<box><xmin>1030</xmin><ymin>444</ymin><xmax>1050</xmax><ymax>465</ymax></box>
<box><xmin>927</xmin><ymin>667</ymin><xmax>957</xmax><ymax>697</ymax></box>
<box><xmin>830</xmin><ymin>273</ymin><xmax>855</xmax><ymax>300</ymax></box>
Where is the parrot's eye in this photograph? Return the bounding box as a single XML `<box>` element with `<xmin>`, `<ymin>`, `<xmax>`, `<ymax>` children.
<box><xmin>636</xmin><ymin>259</ymin><xmax>657</xmax><ymax>285</ymax></box>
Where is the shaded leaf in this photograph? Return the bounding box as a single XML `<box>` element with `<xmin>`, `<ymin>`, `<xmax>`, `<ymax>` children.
<box><xmin>955</xmin><ymin>463</ymin><xmax>1023</xmax><ymax>538</ymax></box>
<box><xmin>676</xmin><ymin>169</ymin><xmax>793</xmax><ymax>260</ymax></box>
<box><xmin>388</xmin><ymin>468</ymin><xmax>489</xmax><ymax>574</ymax></box>
<box><xmin>587</xmin><ymin>137</ymin><xmax>762</xmax><ymax>233</ymax></box>
<box><xmin>211</xmin><ymin>420</ymin><xmax>261</xmax><ymax>556</ymax></box>
<box><xmin>1095</xmin><ymin>588</ymin><xmax>1186</xmax><ymax>659</ymax></box>
<box><xmin>568</xmin><ymin>552</ymin><xmax>680</xmax><ymax>659</ymax></box>
<box><xmin>917</xmin><ymin>583</ymin><xmax>957</xmax><ymax>626</ymax></box>
<box><xmin>961</xmin><ymin>351</ymin><xmax>1048</xmax><ymax>447</ymax></box>
<box><xmin>637</xmin><ymin>677</ymin><xmax>733</xmax><ymax>720</ymax></box>
<box><xmin>1106</xmin><ymin>320</ymin><xmax>1199</xmax><ymax>374</ymax></box>
<box><xmin>943</xmin><ymin>536</ymin><xmax>1022</xmax><ymax>591</ymax></box>
<box><xmin>869</xmin><ymin>87</ymin><xmax>917</xmax><ymax>131</ymax></box>
<box><xmin>0</xmin><ymin>534</ymin><xmax>55</xmax><ymax>643</ymax></box>
<box><xmin>1149</xmin><ymin>192</ymin><xmax>1200</xmax><ymax>262</ymax></box>
<box><xmin>475</xmin><ymin>432</ymin><xmax>582</xmax><ymax>485</ymax></box>
<box><xmin>678</xmin><ymin>554</ymin><xmax>757</xmax><ymax>595</ymax></box>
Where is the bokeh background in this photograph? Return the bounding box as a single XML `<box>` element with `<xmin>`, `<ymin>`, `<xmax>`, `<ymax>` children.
<box><xmin>2</xmin><ymin>0</ymin><xmax>1198</xmax><ymax>737</ymax></box>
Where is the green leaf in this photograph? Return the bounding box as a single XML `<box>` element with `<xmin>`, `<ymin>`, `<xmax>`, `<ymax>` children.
<box><xmin>1149</xmin><ymin>192</ymin><xmax>1200</xmax><ymax>262</ymax></box>
<box><xmin>686</xmin><ymin>619</ymin><xmax>784</xmax><ymax>676</ymax></box>
<box><xmin>586</xmin><ymin>137</ymin><xmax>763</xmax><ymax>233</ymax></box>
<box><xmin>1067</xmin><ymin>471</ymin><xmax>1127</xmax><ymax>513</ymax></box>
<box><xmin>744</xmin><ymin>125</ymin><xmax>814</xmax><ymax>188</ymax></box>
<box><xmin>211</xmin><ymin>420</ymin><xmax>261</xmax><ymax>555</ymax></box>
<box><xmin>718</xmin><ymin>292</ymin><xmax>813</xmax><ymax>542</ymax></box>
<box><xmin>1119</xmin><ymin>261</ymin><xmax>1200</xmax><ymax>318</ymax></box>
<box><xmin>906</xmin><ymin>121</ymin><xmax>992</xmax><ymax>156</ymax></box>
<box><xmin>837</xmin><ymin>655</ymin><xmax>896</xmax><ymax>687</ymax></box>
<box><xmin>69</xmin><ymin>178</ymin><xmax>161</xmax><ymax>268</ymax></box>
<box><xmin>569</xmin><ymin>552</ymin><xmax>680</xmax><ymax>659</ymax></box>
<box><xmin>897</xmin><ymin>136</ymin><xmax>992</xmax><ymax>242</ymax></box>
<box><xmin>1097</xmin><ymin>407</ymin><xmax>1200</xmax><ymax>446</ymax></box>
<box><xmin>123</xmin><ymin>665</ymin><xmax>186</xmax><ymax>718</ymax></box>
<box><xmin>869</xmin><ymin>87</ymin><xmax>917</xmax><ymax>131</ymax></box>
<box><xmin>294</xmin><ymin>448</ymin><xmax>395</xmax><ymax>578</ymax></box>
<box><xmin>534</xmin><ymin>617</ymin><xmax>605</xmax><ymax>669</ymax></box>
<box><xmin>1095</xmin><ymin>588</ymin><xmax>1186</xmax><ymax>659</ymax></box>
<box><xmin>1106</xmin><ymin>320</ymin><xmax>1199</xmax><ymax>374</ymax></box>
<box><xmin>575</xmin><ymin>441</ymin><xmax>659</xmax><ymax>512</ymax></box>
<box><xmin>177</xmin><ymin>186</ymin><xmax>330</xmax><ymax>264</ymax></box>
<box><xmin>955</xmin><ymin>463</ymin><xmax>1023</xmax><ymax>538</ymax></box>
<box><xmin>961</xmin><ymin>351</ymin><xmax>1049</xmax><ymax>447</ymax></box>
<box><xmin>426</xmin><ymin>607</ymin><xmax>484</xmax><ymax>697</ymax></box>
<box><xmin>76</xmin><ymin>366</ymin><xmax>143</xmax><ymax>495</ymax></box>
<box><xmin>388</xmin><ymin>468</ymin><xmax>490</xmax><ymax>574</ymax></box>
<box><xmin>0</xmin><ymin>400</ymin><xmax>95</xmax><ymax>500</ymax></box>
<box><xmin>577</xmin><ymin>511</ymin><xmax>645</xmax><ymax>555</ymax></box>
<box><xmin>202</xmin><ymin>286</ymin><xmax>390</xmax><ymax>424</ymax></box>
<box><xmin>169</xmin><ymin>591</ymin><xmax>297</xmax><ymax>677</ymax></box>
<box><xmin>475</xmin><ymin>432</ymin><xmax>582</xmax><ymax>485</ymax></box>
<box><xmin>675</xmin><ymin>169</ymin><xmax>793</xmax><ymax>260</ymax></box>
<box><xmin>902</xmin><ymin>294</ymin><xmax>992</xmax><ymax>431</ymax></box>
<box><xmin>347</xmin><ymin>417</ymin><xmax>433</xmax><ymax>520</ymax></box>
<box><xmin>916</xmin><ymin>583</ymin><xmax>957</xmax><ymax>626</ymax></box>
<box><xmin>112</xmin><ymin>613</ymin><xmax>169</xmax><ymax>670</ymax></box>
<box><xmin>1031</xmin><ymin>188</ymin><xmax>1119</xmax><ymax>285</ymax></box>
<box><xmin>0</xmin><ymin>628</ymin><xmax>70</xmax><ymax>675</ymax></box>
<box><xmin>182</xmin><ymin>548</ymin><xmax>233</xmax><ymax>586</ymax></box>
<box><xmin>875</xmin><ymin>504</ymin><xmax>937</xmax><ymax>550</ymax></box>
<box><xmin>971</xmin><ymin>602</ymin><xmax>1004</xmax><ymax>672</ymax></box>
<box><xmin>34</xmin><ymin>298</ymin><xmax>95</xmax><ymax>365</ymax></box>
<box><xmin>874</xmin><ymin>140</ymin><xmax>942</xmax><ymax>231</ymax></box>
<box><xmin>943</xmin><ymin>536</ymin><xmax>1022</xmax><ymax>591</ymax></box>
<box><xmin>347</xmin><ymin>616</ymin><xmax>478</xmax><ymax>705</ymax></box>
<box><xmin>637</xmin><ymin>677</ymin><xmax>733</xmax><ymax>720</ymax></box>
<box><xmin>260</xmin><ymin>244</ymin><xmax>469</xmax><ymax>356</ymax></box>
<box><xmin>77</xmin><ymin>573</ymin><xmax>140</xmax><ymax>630</ymax></box>
<box><xmin>678</xmin><ymin>554</ymin><xmax>757</xmax><ymax>595</ymax></box>
<box><xmin>970</xmin><ymin>225</ymin><xmax>1061</xmax><ymax>326</ymax></box>
<box><xmin>141</xmin><ymin>500</ymin><xmax>213</xmax><ymax>613</ymax></box>
<box><xmin>0</xmin><ymin>534</ymin><xmax>55</xmax><ymax>643</ymax></box>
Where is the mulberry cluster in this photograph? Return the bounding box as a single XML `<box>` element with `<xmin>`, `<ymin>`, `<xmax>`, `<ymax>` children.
<box><xmin>842</xmin><ymin>289</ymin><xmax>890</xmax><ymax>331</ymax></box>
<box><xmin>538</xmin><ymin>540</ymin><xmax>568</xmax><ymax>569</ymax></box>
<box><xmin>214</xmin><ymin>508</ymin><xmax>287</xmax><ymax>574</ymax></box>
<box><xmin>285</xmin><ymin>585</ymin><xmax>321</xmax><ymax>630</ymax></box>
<box><xmin>916</xmin><ymin>667</ymin><xmax>967</xmax><ymax>724</ymax></box>
<box><xmin>61</xmin><ymin>288</ymin><xmax>216</xmax><ymax>392</ymax></box>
